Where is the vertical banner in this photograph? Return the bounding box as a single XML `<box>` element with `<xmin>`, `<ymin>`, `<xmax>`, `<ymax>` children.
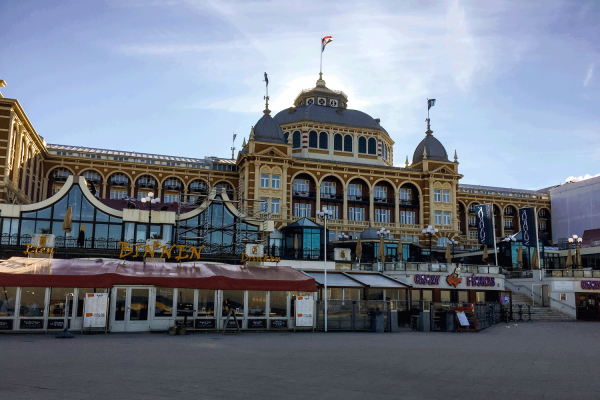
<box><xmin>518</xmin><ymin>207</ymin><xmax>538</xmax><ymax>248</ymax></box>
<box><xmin>474</xmin><ymin>204</ymin><xmax>495</xmax><ymax>246</ymax></box>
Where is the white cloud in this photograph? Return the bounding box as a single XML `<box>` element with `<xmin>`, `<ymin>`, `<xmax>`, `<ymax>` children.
<box><xmin>565</xmin><ymin>173</ymin><xmax>600</xmax><ymax>183</ymax></box>
<box><xmin>584</xmin><ymin>63</ymin><xmax>594</xmax><ymax>86</ymax></box>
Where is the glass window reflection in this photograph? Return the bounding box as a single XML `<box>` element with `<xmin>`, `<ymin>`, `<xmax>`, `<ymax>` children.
<box><xmin>155</xmin><ymin>288</ymin><xmax>173</xmax><ymax>317</ymax></box>
<box><xmin>222</xmin><ymin>290</ymin><xmax>244</xmax><ymax>316</ymax></box>
<box><xmin>19</xmin><ymin>287</ymin><xmax>46</xmax><ymax>317</ymax></box>
<box><xmin>0</xmin><ymin>287</ymin><xmax>17</xmax><ymax>317</ymax></box>
<box><xmin>247</xmin><ymin>291</ymin><xmax>266</xmax><ymax>317</ymax></box>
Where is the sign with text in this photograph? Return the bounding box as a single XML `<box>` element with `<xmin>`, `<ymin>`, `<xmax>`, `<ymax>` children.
<box><xmin>245</xmin><ymin>244</ymin><xmax>264</xmax><ymax>258</ymax></box>
<box><xmin>270</xmin><ymin>320</ymin><xmax>288</xmax><ymax>329</ymax></box>
<box><xmin>474</xmin><ymin>204</ymin><xmax>495</xmax><ymax>246</ymax></box>
<box><xmin>20</xmin><ymin>319</ymin><xmax>43</xmax><ymax>329</ymax></box>
<box><xmin>581</xmin><ymin>281</ymin><xmax>600</xmax><ymax>290</ymax></box>
<box><xmin>518</xmin><ymin>207</ymin><xmax>538</xmax><ymax>248</ymax></box>
<box><xmin>295</xmin><ymin>296</ymin><xmax>314</xmax><ymax>327</ymax></box>
<box><xmin>0</xmin><ymin>320</ymin><xmax>13</xmax><ymax>330</ymax></box>
<box><xmin>414</xmin><ymin>274</ymin><xmax>441</xmax><ymax>285</ymax></box>
<box><xmin>83</xmin><ymin>293</ymin><xmax>109</xmax><ymax>328</ymax></box>
<box><xmin>195</xmin><ymin>319</ymin><xmax>216</xmax><ymax>329</ymax></box>
<box><xmin>247</xmin><ymin>319</ymin><xmax>267</xmax><ymax>329</ymax></box>
<box><xmin>466</xmin><ymin>275</ymin><xmax>496</xmax><ymax>287</ymax></box>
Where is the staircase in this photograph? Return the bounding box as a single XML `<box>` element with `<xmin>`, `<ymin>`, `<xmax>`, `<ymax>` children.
<box><xmin>510</xmin><ymin>292</ymin><xmax>576</xmax><ymax>322</ymax></box>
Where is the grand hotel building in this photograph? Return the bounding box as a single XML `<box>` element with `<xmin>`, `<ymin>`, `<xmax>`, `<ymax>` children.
<box><xmin>0</xmin><ymin>75</ymin><xmax>552</xmax><ymax>251</ymax></box>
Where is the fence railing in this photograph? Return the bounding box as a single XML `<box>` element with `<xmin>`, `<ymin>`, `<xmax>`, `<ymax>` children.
<box><xmin>316</xmin><ymin>300</ymin><xmax>402</xmax><ymax>331</ymax></box>
<box><xmin>543</xmin><ymin>269</ymin><xmax>600</xmax><ymax>278</ymax></box>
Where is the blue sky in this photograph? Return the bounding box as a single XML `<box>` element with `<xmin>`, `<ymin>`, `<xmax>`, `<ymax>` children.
<box><xmin>1</xmin><ymin>0</ymin><xmax>598</xmax><ymax>190</ymax></box>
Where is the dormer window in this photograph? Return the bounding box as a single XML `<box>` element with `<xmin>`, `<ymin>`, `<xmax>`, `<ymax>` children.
<box><xmin>318</xmin><ymin>97</ymin><xmax>326</xmax><ymax>106</ymax></box>
<box><xmin>306</xmin><ymin>98</ymin><xmax>314</xmax><ymax>105</ymax></box>
<box><xmin>330</xmin><ymin>99</ymin><xmax>338</xmax><ymax>107</ymax></box>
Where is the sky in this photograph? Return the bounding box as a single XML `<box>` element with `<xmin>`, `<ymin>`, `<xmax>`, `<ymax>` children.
<box><xmin>1</xmin><ymin>0</ymin><xmax>599</xmax><ymax>190</ymax></box>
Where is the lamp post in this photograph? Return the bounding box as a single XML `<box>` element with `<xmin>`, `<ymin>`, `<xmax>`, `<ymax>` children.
<box><xmin>568</xmin><ymin>234</ymin><xmax>582</xmax><ymax>268</ymax></box>
<box><xmin>422</xmin><ymin>225</ymin><xmax>438</xmax><ymax>265</ymax></box>
<box><xmin>377</xmin><ymin>227</ymin><xmax>390</xmax><ymax>262</ymax></box>
<box><xmin>140</xmin><ymin>192</ymin><xmax>160</xmax><ymax>241</ymax></box>
<box><xmin>316</xmin><ymin>206</ymin><xmax>333</xmax><ymax>332</ymax></box>
<box><xmin>450</xmin><ymin>238</ymin><xmax>459</xmax><ymax>262</ymax></box>
<box><xmin>338</xmin><ymin>233</ymin><xmax>350</xmax><ymax>241</ymax></box>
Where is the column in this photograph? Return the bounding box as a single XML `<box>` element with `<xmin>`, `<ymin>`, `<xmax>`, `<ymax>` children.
<box><xmin>13</xmin><ymin>127</ymin><xmax>22</xmax><ymax>185</ymax></box>
<box><xmin>342</xmin><ymin>187</ymin><xmax>348</xmax><ymax>223</ymax></box>
<box><xmin>253</xmin><ymin>162</ymin><xmax>261</xmax><ymax>212</ymax></box>
<box><xmin>243</xmin><ymin>165</ymin><xmax>249</xmax><ymax>211</ymax></box>
<box><xmin>369</xmin><ymin>187</ymin><xmax>374</xmax><ymax>224</ymax></box>
<box><xmin>282</xmin><ymin>163</ymin><xmax>289</xmax><ymax>220</ymax></box>
<box><xmin>32</xmin><ymin>159</ymin><xmax>40</xmax><ymax>202</ymax></box>
<box><xmin>452</xmin><ymin>181</ymin><xmax>458</xmax><ymax>232</ymax></box>
<box><xmin>315</xmin><ymin>183</ymin><xmax>321</xmax><ymax>214</ymax></box>
<box><xmin>394</xmin><ymin>187</ymin><xmax>400</xmax><ymax>228</ymax></box>
<box><xmin>4</xmin><ymin>113</ymin><xmax>15</xmax><ymax>183</ymax></box>
<box><xmin>428</xmin><ymin>180</ymin><xmax>435</xmax><ymax>228</ymax></box>
<box><xmin>130</xmin><ymin>183</ymin><xmax>135</xmax><ymax>198</ymax></box>
<box><xmin>26</xmin><ymin>147</ymin><xmax>34</xmax><ymax>197</ymax></box>
<box><xmin>41</xmin><ymin>177</ymin><xmax>48</xmax><ymax>200</ymax></box>
<box><xmin>102</xmin><ymin>183</ymin><xmax>107</xmax><ymax>199</ymax></box>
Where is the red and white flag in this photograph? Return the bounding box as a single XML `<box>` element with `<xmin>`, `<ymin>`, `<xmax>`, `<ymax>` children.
<box><xmin>321</xmin><ymin>36</ymin><xmax>333</xmax><ymax>52</ymax></box>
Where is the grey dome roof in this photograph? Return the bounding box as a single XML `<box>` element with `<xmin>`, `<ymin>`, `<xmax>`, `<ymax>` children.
<box><xmin>274</xmin><ymin>104</ymin><xmax>388</xmax><ymax>135</ymax></box>
<box><xmin>253</xmin><ymin>113</ymin><xmax>285</xmax><ymax>144</ymax></box>
<box><xmin>360</xmin><ymin>227</ymin><xmax>380</xmax><ymax>240</ymax></box>
<box><xmin>412</xmin><ymin>134</ymin><xmax>449</xmax><ymax>164</ymax></box>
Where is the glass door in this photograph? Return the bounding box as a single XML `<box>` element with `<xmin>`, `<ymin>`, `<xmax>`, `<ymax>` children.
<box><xmin>111</xmin><ymin>287</ymin><xmax>151</xmax><ymax>332</ymax></box>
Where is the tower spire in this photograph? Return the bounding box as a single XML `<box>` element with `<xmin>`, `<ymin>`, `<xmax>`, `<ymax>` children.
<box><xmin>405</xmin><ymin>156</ymin><xmax>409</xmax><ymax>168</ymax></box>
<box><xmin>263</xmin><ymin>72</ymin><xmax>270</xmax><ymax>115</ymax></box>
<box><xmin>454</xmin><ymin>150</ymin><xmax>458</xmax><ymax>162</ymax></box>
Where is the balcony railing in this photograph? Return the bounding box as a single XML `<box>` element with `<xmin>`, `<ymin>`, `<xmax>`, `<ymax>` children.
<box><xmin>347</xmin><ymin>195</ymin><xmax>370</xmax><ymax>204</ymax></box>
<box><xmin>544</xmin><ymin>269</ymin><xmax>600</xmax><ymax>278</ymax></box>
<box><xmin>320</xmin><ymin>193</ymin><xmax>344</xmax><ymax>201</ymax></box>
<box><xmin>110</xmin><ymin>180</ymin><xmax>129</xmax><ymax>187</ymax></box>
<box><xmin>292</xmin><ymin>191</ymin><xmax>316</xmax><ymax>199</ymax></box>
<box><xmin>164</xmin><ymin>184</ymin><xmax>182</xmax><ymax>192</ymax></box>
<box><xmin>189</xmin><ymin>187</ymin><xmax>208</xmax><ymax>194</ymax></box>
<box><xmin>374</xmin><ymin>197</ymin><xmax>396</xmax><ymax>205</ymax></box>
<box><xmin>138</xmin><ymin>182</ymin><xmax>156</xmax><ymax>189</ymax></box>
<box><xmin>398</xmin><ymin>200</ymin><xmax>419</xmax><ymax>208</ymax></box>
<box><xmin>53</xmin><ymin>176</ymin><xmax>69</xmax><ymax>182</ymax></box>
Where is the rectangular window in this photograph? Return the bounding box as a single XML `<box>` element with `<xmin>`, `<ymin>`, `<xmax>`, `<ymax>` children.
<box><xmin>164</xmin><ymin>194</ymin><xmax>179</xmax><ymax>203</ymax></box>
<box><xmin>271</xmin><ymin>199</ymin><xmax>280</xmax><ymax>214</ymax></box>
<box><xmin>374</xmin><ymin>186</ymin><xmax>387</xmax><ymax>199</ymax></box>
<box><xmin>197</xmin><ymin>289</ymin><xmax>215</xmax><ymax>316</ymax></box>
<box><xmin>110</xmin><ymin>190</ymin><xmax>127</xmax><ymax>200</ymax></box>
<box><xmin>442</xmin><ymin>190</ymin><xmax>450</xmax><ymax>203</ymax></box>
<box><xmin>348</xmin><ymin>184</ymin><xmax>361</xmax><ymax>200</ymax></box>
<box><xmin>400</xmin><ymin>211</ymin><xmax>415</xmax><ymax>224</ymax></box>
<box><xmin>321</xmin><ymin>182</ymin><xmax>336</xmax><ymax>198</ymax></box>
<box><xmin>0</xmin><ymin>286</ymin><xmax>17</xmax><ymax>317</ymax></box>
<box><xmin>349</xmin><ymin>207</ymin><xmax>365</xmax><ymax>221</ymax></box>
<box><xmin>269</xmin><ymin>291</ymin><xmax>287</xmax><ymax>317</ymax></box>
<box><xmin>49</xmin><ymin>287</ymin><xmax>75</xmax><ymax>318</ymax></box>
<box><xmin>539</xmin><ymin>221</ymin><xmax>546</xmax><ymax>230</ymax></box>
<box><xmin>435</xmin><ymin>211</ymin><xmax>442</xmax><ymax>225</ymax></box>
<box><xmin>324</xmin><ymin>205</ymin><xmax>338</xmax><ymax>219</ymax></box>
<box><xmin>260</xmin><ymin>174</ymin><xmax>269</xmax><ymax>188</ymax></box>
<box><xmin>271</xmin><ymin>175</ymin><xmax>280</xmax><ymax>189</ymax></box>
<box><xmin>294</xmin><ymin>203</ymin><xmax>311</xmax><ymax>218</ymax></box>
<box><xmin>406</xmin><ymin>235</ymin><xmax>413</xmax><ymax>243</ymax></box>
<box><xmin>222</xmin><ymin>290</ymin><xmax>244</xmax><ymax>316</ymax></box>
<box><xmin>434</xmin><ymin>189</ymin><xmax>441</xmax><ymax>202</ymax></box>
<box><xmin>155</xmin><ymin>288</ymin><xmax>174</xmax><ymax>317</ymax></box>
<box><xmin>399</xmin><ymin>188</ymin><xmax>412</xmax><ymax>201</ymax></box>
<box><xmin>19</xmin><ymin>287</ymin><xmax>46</xmax><ymax>317</ymax></box>
<box><xmin>504</xmin><ymin>219</ymin><xmax>513</xmax><ymax>229</ymax></box>
<box><xmin>468</xmin><ymin>216</ymin><xmax>476</xmax><ymax>226</ymax></box>
<box><xmin>260</xmin><ymin>198</ymin><xmax>269</xmax><ymax>212</ymax></box>
<box><xmin>177</xmin><ymin>288</ymin><xmax>195</xmax><ymax>317</ymax></box>
<box><xmin>375</xmin><ymin>209</ymin><xmax>390</xmax><ymax>223</ymax></box>
<box><xmin>469</xmin><ymin>231</ymin><xmax>477</xmax><ymax>239</ymax></box>
<box><xmin>443</xmin><ymin>211</ymin><xmax>451</xmax><ymax>225</ymax></box>
<box><xmin>539</xmin><ymin>209</ymin><xmax>546</xmax><ymax>217</ymax></box>
<box><xmin>248</xmin><ymin>291</ymin><xmax>266</xmax><ymax>317</ymax></box>
<box><xmin>293</xmin><ymin>179</ymin><xmax>309</xmax><ymax>193</ymax></box>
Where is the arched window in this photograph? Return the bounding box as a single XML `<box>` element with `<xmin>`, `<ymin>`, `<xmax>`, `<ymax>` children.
<box><xmin>437</xmin><ymin>237</ymin><xmax>449</xmax><ymax>247</ymax></box>
<box><xmin>292</xmin><ymin>131</ymin><xmax>301</xmax><ymax>148</ymax></box>
<box><xmin>308</xmin><ymin>131</ymin><xmax>318</xmax><ymax>148</ymax></box>
<box><xmin>368</xmin><ymin>138</ymin><xmax>377</xmax><ymax>155</ymax></box>
<box><xmin>319</xmin><ymin>132</ymin><xmax>328</xmax><ymax>149</ymax></box>
<box><xmin>164</xmin><ymin>178</ymin><xmax>182</xmax><ymax>191</ymax></box>
<box><xmin>334</xmin><ymin>134</ymin><xmax>343</xmax><ymax>151</ymax></box>
<box><xmin>137</xmin><ymin>175</ymin><xmax>156</xmax><ymax>189</ymax></box>
<box><xmin>110</xmin><ymin>173</ymin><xmax>129</xmax><ymax>186</ymax></box>
<box><xmin>358</xmin><ymin>137</ymin><xmax>367</xmax><ymax>154</ymax></box>
<box><xmin>344</xmin><ymin>135</ymin><xmax>353</xmax><ymax>152</ymax></box>
<box><xmin>82</xmin><ymin>170</ymin><xmax>101</xmax><ymax>183</ymax></box>
<box><xmin>284</xmin><ymin>132</ymin><xmax>289</xmax><ymax>144</ymax></box>
<box><xmin>189</xmin><ymin>179</ymin><xmax>207</xmax><ymax>193</ymax></box>
<box><xmin>52</xmin><ymin>167</ymin><xmax>72</xmax><ymax>182</ymax></box>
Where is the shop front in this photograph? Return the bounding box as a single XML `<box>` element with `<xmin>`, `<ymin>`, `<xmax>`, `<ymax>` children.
<box><xmin>0</xmin><ymin>257</ymin><xmax>316</xmax><ymax>332</ymax></box>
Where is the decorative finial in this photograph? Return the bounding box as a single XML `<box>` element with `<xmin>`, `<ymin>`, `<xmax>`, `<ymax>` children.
<box><xmin>250</xmin><ymin>126</ymin><xmax>255</xmax><ymax>140</ymax></box>
<box><xmin>422</xmin><ymin>147</ymin><xmax>427</xmax><ymax>160</ymax></box>
<box><xmin>242</xmin><ymin>137</ymin><xmax>247</xmax><ymax>147</ymax></box>
<box><xmin>405</xmin><ymin>155</ymin><xmax>409</xmax><ymax>168</ymax></box>
<box><xmin>263</xmin><ymin>72</ymin><xmax>271</xmax><ymax>115</ymax></box>
<box><xmin>454</xmin><ymin>150</ymin><xmax>458</xmax><ymax>162</ymax></box>
<box><xmin>425</xmin><ymin>118</ymin><xmax>432</xmax><ymax>136</ymax></box>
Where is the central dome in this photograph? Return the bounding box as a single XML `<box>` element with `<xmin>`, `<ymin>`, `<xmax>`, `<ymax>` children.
<box><xmin>412</xmin><ymin>120</ymin><xmax>449</xmax><ymax>164</ymax></box>
<box><xmin>252</xmin><ymin>113</ymin><xmax>285</xmax><ymax>144</ymax></box>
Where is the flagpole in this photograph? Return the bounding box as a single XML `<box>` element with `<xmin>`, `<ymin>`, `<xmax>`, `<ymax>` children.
<box><xmin>320</xmin><ymin>37</ymin><xmax>323</xmax><ymax>75</ymax></box>
<box><xmin>427</xmin><ymin>98</ymin><xmax>429</xmax><ymax>120</ymax></box>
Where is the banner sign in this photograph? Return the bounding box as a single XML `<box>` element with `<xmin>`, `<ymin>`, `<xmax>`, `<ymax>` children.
<box><xmin>474</xmin><ymin>204</ymin><xmax>495</xmax><ymax>246</ymax></box>
<box><xmin>413</xmin><ymin>274</ymin><xmax>441</xmax><ymax>285</ymax></box>
<box><xmin>83</xmin><ymin>293</ymin><xmax>109</xmax><ymax>328</ymax></box>
<box><xmin>581</xmin><ymin>281</ymin><xmax>600</xmax><ymax>290</ymax></box>
<box><xmin>334</xmin><ymin>248</ymin><xmax>352</xmax><ymax>261</ymax></box>
<box><xmin>295</xmin><ymin>296</ymin><xmax>314</xmax><ymax>327</ymax></box>
<box><xmin>467</xmin><ymin>275</ymin><xmax>496</xmax><ymax>287</ymax></box>
<box><xmin>518</xmin><ymin>207</ymin><xmax>538</xmax><ymax>248</ymax></box>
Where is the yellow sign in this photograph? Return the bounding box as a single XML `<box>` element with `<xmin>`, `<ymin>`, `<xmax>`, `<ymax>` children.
<box><xmin>119</xmin><ymin>242</ymin><xmax>206</xmax><ymax>261</ymax></box>
<box><xmin>24</xmin><ymin>244</ymin><xmax>54</xmax><ymax>255</ymax></box>
<box><xmin>240</xmin><ymin>253</ymin><xmax>280</xmax><ymax>263</ymax></box>
<box><xmin>340</xmin><ymin>250</ymin><xmax>346</xmax><ymax>259</ymax></box>
<box><xmin>39</xmin><ymin>236</ymin><xmax>47</xmax><ymax>246</ymax></box>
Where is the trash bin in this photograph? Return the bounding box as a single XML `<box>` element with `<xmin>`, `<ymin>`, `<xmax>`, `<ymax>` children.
<box><xmin>390</xmin><ymin>311</ymin><xmax>400</xmax><ymax>333</ymax></box>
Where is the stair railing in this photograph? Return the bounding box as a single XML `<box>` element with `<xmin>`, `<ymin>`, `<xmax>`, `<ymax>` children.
<box><xmin>505</xmin><ymin>280</ymin><xmax>576</xmax><ymax>313</ymax></box>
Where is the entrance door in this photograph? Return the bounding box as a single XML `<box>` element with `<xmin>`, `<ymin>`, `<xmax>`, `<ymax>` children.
<box><xmin>111</xmin><ymin>287</ymin><xmax>151</xmax><ymax>332</ymax></box>
<box><xmin>542</xmin><ymin>285</ymin><xmax>550</xmax><ymax>307</ymax></box>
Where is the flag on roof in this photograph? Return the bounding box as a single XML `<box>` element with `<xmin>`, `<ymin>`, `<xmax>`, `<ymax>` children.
<box><xmin>428</xmin><ymin>98</ymin><xmax>436</xmax><ymax>110</ymax></box>
<box><xmin>321</xmin><ymin>36</ymin><xmax>333</xmax><ymax>52</ymax></box>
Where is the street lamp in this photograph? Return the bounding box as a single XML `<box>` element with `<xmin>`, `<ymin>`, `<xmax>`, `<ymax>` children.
<box><xmin>377</xmin><ymin>227</ymin><xmax>390</xmax><ymax>238</ymax></box>
<box><xmin>450</xmin><ymin>238</ymin><xmax>459</xmax><ymax>262</ymax></box>
<box><xmin>140</xmin><ymin>192</ymin><xmax>160</xmax><ymax>241</ymax></box>
<box><xmin>338</xmin><ymin>233</ymin><xmax>350</xmax><ymax>241</ymax></box>
<box><xmin>568</xmin><ymin>235</ymin><xmax>582</xmax><ymax>268</ymax></box>
<box><xmin>421</xmin><ymin>225</ymin><xmax>438</xmax><ymax>264</ymax></box>
<box><xmin>316</xmin><ymin>206</ymin><xmax>333</xmax><ymax>332</ymax></box>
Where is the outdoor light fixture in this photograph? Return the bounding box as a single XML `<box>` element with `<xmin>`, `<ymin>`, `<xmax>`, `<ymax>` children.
<box><xmin>338</xmin><ymin>233</ymin><xmax>350</xmax><ymax>241</ymax></box>
<box><xmin>450</xmin><ymin>238</ymin><xmax>459</xmax><ymax>261</ymax></box>
<box><xmin>316</xmin><ymin>206</ymin><xmax>334</xmax><ymax>332</ymax></box>
<box><xmin>377</xmin><ymin>227</ymin><xmax>391</xmax><ymax>237</ymax></box>
<box><xmin>422</xmin><ymin>225</ymin><xmax>438</xmax><ymax>264</ymax></box>
<box><xmin>567</xmin><ymin>235</ymin><xmax>582</xmax><ymax>244</ymax></box>
<box><xmin>141</xmin><ymin>192</ymin><xmax>161</xmax><ymax>240</ymax></box>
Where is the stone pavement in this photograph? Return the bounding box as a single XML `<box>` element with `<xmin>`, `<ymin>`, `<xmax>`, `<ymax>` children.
<box><xmin>2</xmin><ymin>322</ymin><xmax>599</xmax><ymax>400</ymax></box>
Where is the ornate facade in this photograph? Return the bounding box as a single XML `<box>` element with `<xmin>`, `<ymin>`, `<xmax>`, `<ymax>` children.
<box><xmin>0</xmin><ymin>74</ymin><xmax>552</xmax><ymax>249</ymax></box>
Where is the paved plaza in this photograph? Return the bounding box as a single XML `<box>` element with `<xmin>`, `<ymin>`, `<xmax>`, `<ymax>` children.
<box><xmin>2</xmin><ymin>323</ymin><xmax>599</xmax><ymax>400</ymax></box>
